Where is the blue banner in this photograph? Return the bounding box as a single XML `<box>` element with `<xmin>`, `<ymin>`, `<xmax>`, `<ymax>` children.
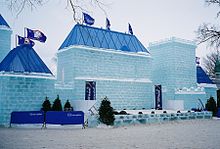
<box><xmin>46</xmin><ymin>111</ymin><xmax>84</xmax><ymax>125</ymax></box>
<box><xmin>83</xmin><ymin>13</ymin><xmax>95</xmax><ymax>25</ymax></box>
<box><xmin>155</xmin><ymin>85</ymin><xmax>162</xmax><ymax>110</ymax></box>
<box><xmin>106</xmin><ymin>18</ymin><xmax>111</xmax><ymax>30</ymax></box>
<box><xmin>85</xmin><ymin>81</ymin><xmax>96</xmax><ymax>100</ymax></box>
<box><xmin>10</xmin><ymin>111</ymin><xmax>44</xmax><ymax>124</ymax></box>
<box><xmin>26</xmin><ymin>28</ymin><xmax>47</xmax><ymax>42</ymax></box>
<box><xmin>128</xmin><ymin>23</ymin><xmax>133</xmax><ymax>35</ymax></box>
<box><xmin>17</xmin><ymin>35</ymin><xmax>35</xmax><ymax>47</ymax></box>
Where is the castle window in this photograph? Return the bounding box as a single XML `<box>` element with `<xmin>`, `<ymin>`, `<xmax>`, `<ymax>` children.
<box><xmin>85</xmin><ymin>81</ymin><xmax>96</xmax><ymax>100</ymax></box>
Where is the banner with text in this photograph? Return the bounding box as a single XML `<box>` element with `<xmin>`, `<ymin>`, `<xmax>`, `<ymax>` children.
<box><xmin>10</xmin><ymin>111</ymin><xmax>44</xmax><ymax>124</ymax></box>
<box><xmin>155</xmin><ymin>85</ymin><xmax>162</xmax><ymax>110</ymax></box>
<box><xmin>85</xmin><ymin>81</ymin><xmax>96</xmax><ymax>100</ymax></box>
<box><xmin>46</xmin><ymin>111</ymin><xmax>84</xmax><ymax>125</ymax></box>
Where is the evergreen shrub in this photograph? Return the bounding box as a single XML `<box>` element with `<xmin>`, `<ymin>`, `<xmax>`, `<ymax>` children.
<box><xmin>64</xmin><ymin>100</ymin><xmax>73</xmax><ymax>111</ymax></box>
<box><xmin>98</xmin><ymin>96</ymin><xmax>115</xmax><ymax>125</ymax></box>
<box><xmin>52</xmin><ymin>95</ymin><xmax>63</xmax><ymax>111</ymax></box>
<box><xmin>206</xmin><ymin>96</ymin><xmax>217</xmax><ymax>116</ymax></box>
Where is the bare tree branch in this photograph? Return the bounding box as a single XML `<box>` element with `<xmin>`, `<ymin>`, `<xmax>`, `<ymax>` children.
<box><xmin>6</xmin><ymin>0</ymin><xmax>108</xmax><ymax>22</ymax></box>
<box><xmin>206</xmin><ymin>0</ymin><xmax>220</xmax><ymax>17</ymax></box>
<box><xmin>197</xmin><ymin>1</ymin><xmax>220</xmax><ymax>47</ymax></box>
<box><xmin>196</xmin><ymin>1</ymin><xmax>220</xmax><ymax>78</ymax></box>
<box><xmin>67</xmin><ymin>0</ymin><xmax>107</xmax><ymax>22</ymax></box>
<box><xmin>203</xmin><ymin>51</ymin><xmax>220</xmax><ymax>78</ymax></box>
<box><xmin>197</xmin><ymin>24</ymin><xmax>220</xmax><ymax>48</ymax></box>
<box><xmin>206</xmin><ymin>0</ymin><xmax>220</xmax><ymax>5</ymax></box>
<box><xmin>92</xmin><ymin>0</ymin><xmax>107</xmax><ymax>16</ymax></box>
<box><xmin>6</xmin><ymin>0</ymin><xmax>44</xmax><ymax>17</ymax></box>
<box><xmin>203</xmin><ymin>51</ymin><xmax>220</xmax><ymax>77</ymax></box>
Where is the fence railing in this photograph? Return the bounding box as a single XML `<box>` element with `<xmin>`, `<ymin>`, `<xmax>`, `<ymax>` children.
<box><xmin>10</xmin><ymin>111</ymin><xmax>84</xmax><ymax>128</ymax></box>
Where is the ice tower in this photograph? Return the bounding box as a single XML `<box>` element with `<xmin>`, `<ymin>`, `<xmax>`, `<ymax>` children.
<box><xmin>0</xmin><ymin>44</ymin><xmax>55</xmax><ymax>126</ymax></box>
<box><xmin>0</xmin><ymin>14</ymin><xmax>12</xmax><ymax>63</ymax></box>
<box><xmin>149</xmin><ymin>37</ymin><xmax>216</xmax><ymax>110</ymax></box>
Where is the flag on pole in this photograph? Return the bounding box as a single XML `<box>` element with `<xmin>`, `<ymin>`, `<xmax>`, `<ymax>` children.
<box><xmin>106</xmin><ymin>18</ymin><xmax>111</xmax><ymax>30</ymax></box>
<box><xmin>17</xmin><ymin>35</ymin><xmax>35</xmax><ymax>47</ymax></box>
<box><xmin>83</xmin><ymin>12</ymin><xmax>95</xmax><ymax>25</ymax></box>
<box><xmin>195</xmin><ymin>57</ymin><xmax>200</xmax><ymax>65</ymax></box>
<box><xmin>26</xmin><ymin>28</ymin><xmax>47</xmax><ymax>42</ymax></box>
<box><xmin>128</xmin><ymin>23</ymin><xmax>133</xmax><ymax>35</ymax></box>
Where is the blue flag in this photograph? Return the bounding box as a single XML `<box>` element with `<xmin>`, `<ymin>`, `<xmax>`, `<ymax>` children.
<box><xmin>106</xmin><ymin>18</ymin><xmax>111</xmax><ymax>30</ymax></box>
<box><xmin>26</xmin><ymin>28</ymin><xmax>47</xmax><ymax>42</ymax></box>
<box><xmin>128</xmin><ymin>23</ymin><xmax>133</xmax><ymax>35</ymax></box>
<box><xmin>83</xmin><ymin>13</ymin><xmax>95</xmax><ymax>25</ymax></box>
<box><xmin>17</xmin><ymin>35</ymin><xmax>35</xmax><ymax>47</ymax></box>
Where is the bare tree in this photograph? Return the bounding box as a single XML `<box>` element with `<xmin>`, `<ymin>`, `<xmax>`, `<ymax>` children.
<box><xmin>197</xmin><ymin>0</ymin><xmax>220</xmax><ymax>48</ymax></box>
<box><xmin>197</xmin><ymin>24</ymin><xmax>220</xmax><ymax>48</ymax></box>
<box><xmin>6</xmin><ymin>0</ymin><xmax>44</xmax><ymax>17</ymax></box>
<box><xmin>206</xmin><ymin>0</ymin><xmax>220</xmax><ymax>17</ymax></box>
<box><xmin>66</xmin><ymin>0</ymin><xmax>107</xmax><ymax>23</ymax></box>
<box><xmin>197</xmin><ymin>0</ymin><xmax>220</xmax><ymax>78</ymax></box>
<box><xmin>203</xmin><ymin>51</ymin><xmax>220</xmax><ymax>77</ymax></box>
<box><xmin>6</xmin><ymin>0</ymin><xmax>107</xmax><ymax>22</ymax></box>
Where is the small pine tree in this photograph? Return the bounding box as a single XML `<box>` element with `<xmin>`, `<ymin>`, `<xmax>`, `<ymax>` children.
<box><xmin>206</xmin><ymin>96</ymin><xmax>217</xmax><ymax>116</ymax></box>
<box><xmin>64</xmin><ymin>100</ymin><xmax>73</xmax><ymax>111</ymax></box>
<box><xmin>52</xmin><ymin>95</ymin><xmax>63</xmax><ymax>111</ymax></box>
<box><xmin>42</xmin><ymin>96</ymin><xmax>51</xmax><ymax>112</ymax></box>
<box><xmin>98</xmin><ymin>96</ymin><xmax>115</xmax><ymax>125</ymax></box>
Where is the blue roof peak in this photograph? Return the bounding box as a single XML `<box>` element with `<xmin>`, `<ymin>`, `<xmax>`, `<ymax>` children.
<box><xmin>197</xmin><ymin>66</ymin><xmax>213</xmax><ymax>84</ymax></box>
<box><xmin>0</xmin><ymin>44</ymin><xmax>52</xmax><ymax>75</ymax></box>
<box><xmin>0</xmin><ymin>14</ymin><xmax>10</xmax><ymax>28</ymax></box>
<box><xmin>59</xmin><ymin>24</ymin><xmax>149</xmax><ymax>53</ymax></box>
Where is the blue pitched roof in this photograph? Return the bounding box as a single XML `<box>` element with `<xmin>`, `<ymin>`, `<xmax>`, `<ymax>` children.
<box><xmin>0</xmin><ymin>44</ymin><xmax>52</xmax><ymax>74</ymax></box>
<box><xmin>0</xmin><ymin>14</ymin><xmax>10</xmax><ymax>28</ymax></box>
<box><xmin>59</xmin><ymin>24</ymin><xmax>149</xmax><ymax>53</ymax></box>
<box><xmin>197</xmin><ymin>66</ymin><xmax>213</xmax><ymax>84</ymax></box>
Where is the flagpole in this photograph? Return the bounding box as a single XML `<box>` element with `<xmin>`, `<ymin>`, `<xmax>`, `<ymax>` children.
<box><xmin>82</xmin><ymin>13</ymin><xmax>83</xmax><ymax>25</ymax></box>
<box><xmin>15</xmin><ymin>34</ymin><xmax>17</xmax><ymax>47</ymax></box>
<box><xmin>24</xmin><ymin>27</ymin><xmax>27</xmax><ymax>37</ymax></box>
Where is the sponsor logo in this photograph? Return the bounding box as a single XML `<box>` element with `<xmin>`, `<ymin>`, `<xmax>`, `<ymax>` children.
<box><xmin>67</xmin><ymin>113</ymin><xmax>82</xmax><ymax>117</ymax></box>
<box><xmin>29</xmin><ymin>113</ymin><xmax>43</xmax><ymax>116</ymax></box>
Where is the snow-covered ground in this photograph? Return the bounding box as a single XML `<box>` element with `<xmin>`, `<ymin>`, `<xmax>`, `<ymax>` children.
<box><xmin>0</xmin><ymin>119</ymin><xmax>220</xmax><ymax>149</ymax></box>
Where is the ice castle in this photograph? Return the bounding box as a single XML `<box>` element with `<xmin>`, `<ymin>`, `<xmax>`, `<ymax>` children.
<box><xmin>0</xmin><ymin>15</ymin><xmax>217</xmax><ymax>126</ymax></box>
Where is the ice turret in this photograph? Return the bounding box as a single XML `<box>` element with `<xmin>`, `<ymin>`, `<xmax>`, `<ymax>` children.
<box><xmin>0</xmin><ymin>44</ymin><xmax>52</xmax><ymax>75</ymax></box>
<box><xmin>0</xmin><ymin>14</ymin><xmax>12</xmax><ymax>63</ymax></box>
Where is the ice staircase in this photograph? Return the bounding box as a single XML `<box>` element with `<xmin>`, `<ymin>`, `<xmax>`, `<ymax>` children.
<box><xmin>88</xmin><ymin>104</ymin><xmax>98</xmax><ymax>115</ymax></box>
<box><xmin>84</xmin><ymin>102</ymin><xmax>98</xmax><ymax>128</ymax></box>
<box><xmin>198</xmin><ymin>98</ymin><xmax>205</xmax><ymax>110</ymax></box>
